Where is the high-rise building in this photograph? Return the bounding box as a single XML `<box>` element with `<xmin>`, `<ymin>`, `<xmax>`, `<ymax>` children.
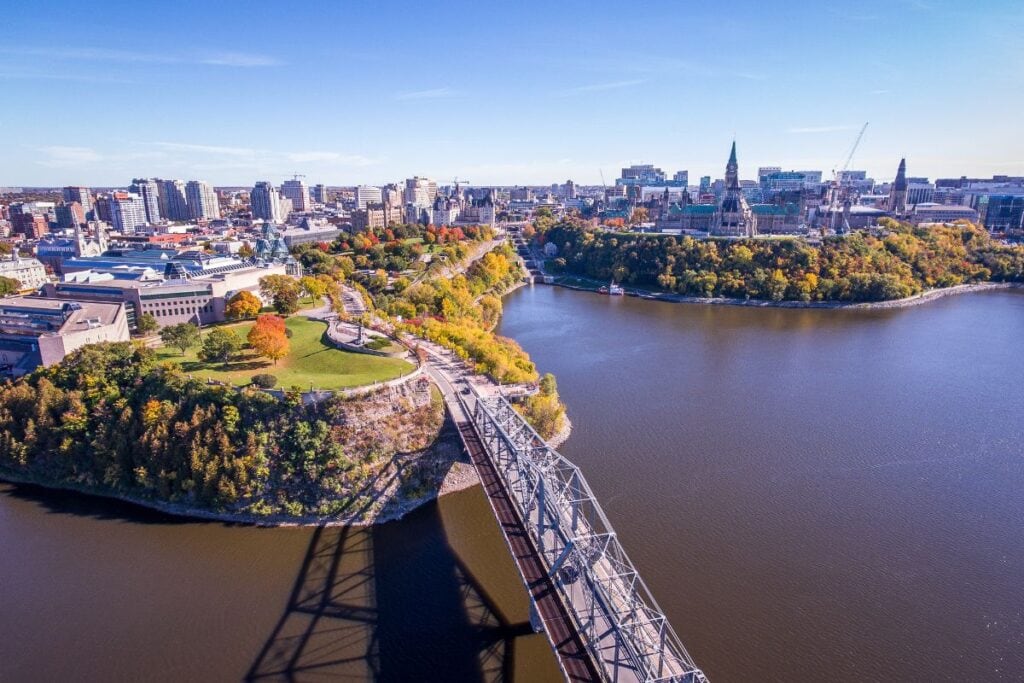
<box><xmin>312</xmin><ymin>184</ymin><xmax>329</xmax><ymax>204</ymax></box>
<box><xmin>186</xmin><ymin>180</ymin><xmax>220</xmax><ymax>220</ymax></box>
<box><xmin>563</xmin><ymin>179</ymin><xmax>577</xmax><ymax>200</ymax></box>
<box><xmin>672</xmin><ymin>171</ymin><xmax>689</xmax><ymax>187</ymax></box>
<box><xmin>280</xmin><ymin>179</ymin><xmax>311</xmax><ymax>213</ymax></box>
<box><xmin>158</xmin><ymin>179</ymin><xmax>190</xmax><ymax>221</ymax></box>
<box><xmin>355</xmin><ymin>185</ymin><xmax>383</xmax><ymax>209</ymax></box>
<box><xmin>251</xmin><ymin>181</ymin><xmax>284</xmax><ymax>222</ymax></box>
<box><xmin>110</xmin><ymin>192</ymin><xmax>147</xmax><ymax>234</ymax></box>
<box><xmin>94</xmin><ymin>196</ymin><xmax>113</xmax><ymax>223</ymax></box>
<box><xmin>130</xmin><ymin>178</ymin><xmax>162</xmax><ymax>223</ymax></box>
<box><xmin>404</xmin><ymin>177</ymin><xmax>437</xmax><ymax>208</ymax></box>
<box><xmin>62</xmin><ymin>186</ymin><xmax>92</xmax><ymax>214</ymax></box>
<box><xmin>56</xmin><ymin>202</ymin><xmax>86</xmax><ymax>230</ymax></box>
<box><xmin>10</xmin><ymin>204</ymin><xmax>50</xmax><ymax>239</ymax></box>
<box><xmin>618</xmin><ymin>165</ymin><xmax>666</xmax><ymax>186</ymax></box>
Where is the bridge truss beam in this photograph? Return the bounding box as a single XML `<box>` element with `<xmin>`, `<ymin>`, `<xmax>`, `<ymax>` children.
<box><xmin>462</xmin><ymin>389</ymin><xmax>709</xmax><ymax>683</ymax></box>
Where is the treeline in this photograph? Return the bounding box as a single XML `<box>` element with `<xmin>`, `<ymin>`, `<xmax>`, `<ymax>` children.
<box><xmin>391</xmin><ymin>243</ymin><xmax>537</xmax><ymax>384</ymax></box>
<box><xmin>293</xmin><ymin>222</ymin><xmax>494</xmax><ymax>276</ymax></box>
<box><xmin>542</xmin><ymin>219</ymin><xmax>1024</xmax><ymax>302</ymax></box>
<box><xmin>0</xmin><ymin>343</ymin><xmax>444</xmax><ymax>519</ymax></box>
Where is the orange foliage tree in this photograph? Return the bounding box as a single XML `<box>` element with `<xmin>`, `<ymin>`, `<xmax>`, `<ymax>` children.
<box><xmin>247</xmin><ymin>314</ymin><xmax>290</xmax><ymax>365</ymax></box>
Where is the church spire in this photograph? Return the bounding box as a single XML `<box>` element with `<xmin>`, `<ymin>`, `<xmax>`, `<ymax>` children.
<box><xmin>725</xmin><ymin>140</ymin><xmax>739</xmax><ymax>190</ymax></box>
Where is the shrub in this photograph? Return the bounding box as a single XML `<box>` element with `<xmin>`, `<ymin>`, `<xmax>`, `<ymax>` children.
<box><xmin>251</xmin><ymin>373</ymin><xmax>277</xmax><ymax>388</ymax></box>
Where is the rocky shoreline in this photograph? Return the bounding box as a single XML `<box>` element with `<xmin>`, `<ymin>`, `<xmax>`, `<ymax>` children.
<box><xmin>550</xmin><ymin>279</ymin><xmax>1023</xmax><ymax>310</ymax></box>
<box><xmin>0</xmin><ymin>440</ymin><xmax>483</xmax><ymax>529</ymax></box>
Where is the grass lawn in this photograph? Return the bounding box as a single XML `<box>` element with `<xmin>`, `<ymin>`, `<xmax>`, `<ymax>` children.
<box><xmin>156</xmin><ymin>316</ymin><xmax>413</xmax><ymax>390</ymax></box>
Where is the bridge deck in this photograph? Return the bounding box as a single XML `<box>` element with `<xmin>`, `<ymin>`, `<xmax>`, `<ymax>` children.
<box><xmin>455</xmin><ymin>417</ymin><xmax>602</xmax><ymax>682</ymax></box>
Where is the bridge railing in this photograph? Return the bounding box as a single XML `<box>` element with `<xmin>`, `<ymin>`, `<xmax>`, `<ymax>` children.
<box><xmin>461</xmin><ymin>387</ymin><xmax>708</xmax><ymax>683</ymax></box>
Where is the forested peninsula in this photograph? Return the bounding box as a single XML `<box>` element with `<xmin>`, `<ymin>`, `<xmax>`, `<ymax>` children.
<box><xmin>0</xmin><ymin>343</ymin><xmax>459</xmax><ymax>524</ymax></box>
<box><xmin>541</xmin><ymin>219</ymin><xmax>1024</xmax><ymax>303</ymax></box>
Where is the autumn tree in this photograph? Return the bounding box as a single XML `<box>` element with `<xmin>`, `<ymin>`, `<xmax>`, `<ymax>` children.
<box><xmin>247</xmin><ymin>315</ymin><xmax>290</xmax><ymax>365</ymax></box>
<box><xmin>159</xmin><ymin>322</ymin><xmax>201</xmax><ymax>355</ymax></box>
<box><xmin>225</xmin><ymin>290</ymin><xmax>262</xmax><ymax>320</ymax></box>
<box><xmin>259</xmin><ymin>274</ymin><xmax>301</xmax><ymax>315</ymax></box>
<box><xmin>299</xmin><ymin>275</ymin><xmax>329</xmax><ymax>303</ymax></box>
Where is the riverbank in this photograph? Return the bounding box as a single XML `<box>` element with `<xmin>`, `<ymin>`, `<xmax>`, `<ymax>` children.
<box><xmin>550</xmin><ymin>278</ymin><xmax>1023</xmax><ymax>310</ymax></box>
<box><xmin>0</xmin><ymin>428</ymin><xmax>481</xmax><ymax>528</ymax></box>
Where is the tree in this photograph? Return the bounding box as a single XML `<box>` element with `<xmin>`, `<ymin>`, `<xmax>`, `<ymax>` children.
<box><xmin>247</xmin><ymin>314</ymin><xmax>289</xmax><ymax>365</ymax></box>
<box><xmin>225</xmin><ymin>290</ymin><xmax>262</xmax><ymax>320</ymax></box>
<box><xmin>136</xmin><ymin>313</ymin><xmax>159</xmax><ymax>336</ymax></box>
<box><xmin>199</xmin><ymin>328</ymin><xmax>242</xmax><ymax>366</ymax></box>
<box><xmin>238</xmin><ymin>242</ymin><xmax>255</xmax><ymax>259</ymax></box>
<box><xmin>0</xmin><ymin>276</ymin><xmax>21</xmax><ymax>296</ymax></box>
<box><xmin>259</xmin><ymin>275</ymin><xmax>301</xmax><ymax>315</ymax></box>
<box><xmin>159</xmin><ymin>322</ymin><xmax>201</xmax><ymax>355</ymax></box>
<box><xmin>299</xmin><ymin>275</ymin><xmax>328</xmax><ymax>302</ymax></box>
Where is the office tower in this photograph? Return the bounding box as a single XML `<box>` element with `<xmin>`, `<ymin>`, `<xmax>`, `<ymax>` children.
<box><xmin>186</xmin><ymin>180</ymin><xmax>220</xmax><ymax>219</ymax></box>
<box><xmin>110</xmin><ymin>192</ymin><xmax>147</xmax><ymax>233</ymax></box>
<box><xmin>62</xmin><ymin>186</ymin><xmax>92</xmax><ymax>214</ymax></box>
<box><xmin>251</xmin><ymin>181</ymin><xmax>284</xmax><ymax>222</ymax></box>
<box><xmin>130</xmin><ymin>178</ymin><xmax>162</xmax><ymax>223</ymax></box>
<box><xmin>355</xmin><ymin>185</ymin><xmax>383</xmax><ymax>209</ymax></box>
<box><xmin>10</xmin><ymin>204</ymin><xmax>50</xmax><ymax>238</ymax></box>
<box><xmin>56</xmin><ymin>202</ymin><xmax>86</xmax><ymax>230</ymax></box>
<box><xmin>157</xmin><ymin>179</ymin><xmax>190</xmax><ymax>221</ymax></box>
<box><xmin>312</xmin><ymin>183</ymin><xmax>329</xmax><ymax>204</ymax></box>
<box><xmin>281</xmin><ymin>179</ymin><xmax>311</xmax><ymax>213</ymax></box>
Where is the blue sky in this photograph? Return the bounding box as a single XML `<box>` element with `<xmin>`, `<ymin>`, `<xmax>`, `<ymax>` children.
<box><xmin>1</xmin><ymin>0</ymin><xmax>1022</xmax><ymax>187</ymax></box>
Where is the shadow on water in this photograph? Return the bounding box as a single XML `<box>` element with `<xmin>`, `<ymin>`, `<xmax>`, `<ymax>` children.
<box><xmin>0</xmin><ymin>481</ymin><xmax>196</xmax><ymax>526</ymax></box>
<box><xmin>246</xmin><ymin>501</ymin><xmax>534</xmax><ymax>683</ymax></box>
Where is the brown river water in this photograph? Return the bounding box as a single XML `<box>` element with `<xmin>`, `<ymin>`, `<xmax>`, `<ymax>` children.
<box><xmin>2</xmin><ymin>285</ymin><xmax>1023</xmax><ymax>681</ymax></box>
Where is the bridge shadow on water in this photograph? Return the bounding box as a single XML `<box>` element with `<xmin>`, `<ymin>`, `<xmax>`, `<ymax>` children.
<box><xmin>246</xmin><ymin>500</ymin><xmax>535</xmax><ymax>683</ymax></box>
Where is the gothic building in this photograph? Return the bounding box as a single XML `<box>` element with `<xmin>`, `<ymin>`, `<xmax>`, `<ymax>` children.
<box><xmin>713</xmin><ymin>142</ymin><xmax>753</xmax><ymax>237</ymax></box>
<box><xmin>887</xmin><ymin>158</ymin><xmax>909</xmax><ymax>216</ymax></box>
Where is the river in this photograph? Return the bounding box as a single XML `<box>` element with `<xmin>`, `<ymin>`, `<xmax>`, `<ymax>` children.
<box><xmin>2</xmin><ymin>285</ymin><xmax>1023</xmax><ymax>681</ymax></box>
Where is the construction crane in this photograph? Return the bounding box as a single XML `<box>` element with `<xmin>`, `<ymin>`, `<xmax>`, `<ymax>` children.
<box><xmin>828</xmin><ymin>122</ymin><xmax>869</xmax><ymax>234</ymax></box>
<box><xmin>833</xmin><ymin>122</ymin><xmax>869</xmax><ymax>184</ymax></box>
<box><xmin>289</xmin><ymin>173</ymin><xmax>307</xmax><ymax>181</ymax></box>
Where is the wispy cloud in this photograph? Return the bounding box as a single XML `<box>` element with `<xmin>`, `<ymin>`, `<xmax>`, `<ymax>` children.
<box><xmin>37</xmin><ymin>146</ymin><xmax>103</xmax><ymax>167</ymax></box>
<box><xmin>0</xmin><ymin>46</ymin><xmax>281</xmax><ymax>67</ymax></box>
<box><xmin>561</xmin><ymin>79</ymin><xmax>647</xmax><ymax>96</ymax></box>
<box><xmin>870</xmin><ymin>89</ymin><xmax>890</xmax><ymax>95</ymax></box>
<box><xmin>199</xmin><ymin>52</ymin><xmax>280</xmax><ymax>67</ymax></box>
<box><xmin>153</xmin><ymin>142</ymin><xmax>258</xmax><ymax>156</ymax></box>
<box><xmin>787</xmin><ymin>125</ymin><xmax>859</xmax><ymax>134</ymax></box>
<box><xmin>286</xmin><ymin>151</ymin><xmax>379</xmax><ymax>166</ymax></box>
<box><xmin>0</xmin><ymin>68</ymin><xmax>135</xmax><ymax>83</ymax></box>
<box><xmin>394</xmin><ymin>87</ymin><xmax>455</xmax><ymax>101</ymax></box>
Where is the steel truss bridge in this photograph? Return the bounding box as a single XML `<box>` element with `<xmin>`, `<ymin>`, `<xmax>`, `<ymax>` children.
<box><xmin>452</xmin><ymin>386</ymin><xmax>709</xmax><ymax>683</ymax></box>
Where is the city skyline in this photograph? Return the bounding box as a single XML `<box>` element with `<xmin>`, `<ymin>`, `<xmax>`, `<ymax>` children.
<box><xmin>2</xmin><ymin>0</ymin><xmax>1023</xmax><ymax>186</ymax></box>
